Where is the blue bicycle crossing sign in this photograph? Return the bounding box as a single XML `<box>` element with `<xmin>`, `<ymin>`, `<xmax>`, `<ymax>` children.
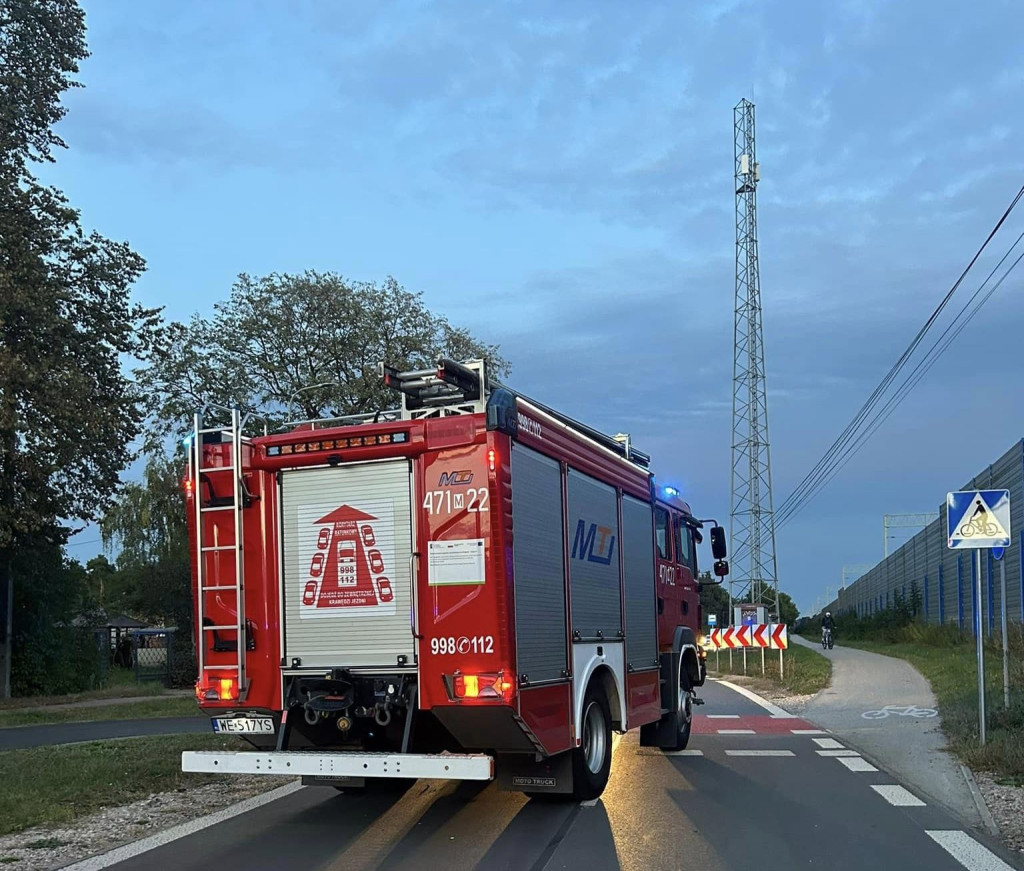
<box><xmin>946</xmin><ymin>490</ymin><xmax>1011</xmax><ymax>549</ymax></box>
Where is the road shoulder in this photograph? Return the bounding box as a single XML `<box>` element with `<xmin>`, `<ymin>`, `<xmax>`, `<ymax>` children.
<box><xmin>0</xmin><ymin>777</ymin><xmax>289</xmax><ymax>870</ymax></box>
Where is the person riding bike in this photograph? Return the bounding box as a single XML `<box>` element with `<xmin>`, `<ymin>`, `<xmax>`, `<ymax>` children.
<box><xmin>821</xmin><ymin>611</ymin><xmax>836</xmax><ymax>643</ymax></box>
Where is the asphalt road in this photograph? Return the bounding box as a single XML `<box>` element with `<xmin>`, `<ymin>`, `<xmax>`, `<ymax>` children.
<box><xmin>791</xmin><ymin>634</ymin><xmax>982</xmax><ymax>828</ymax></box>
<box><xmin>70</xmin><ymin>679</ymin><xmax>1022</xmax><ymax>871</ymax></box>
<box><xmin>0</xmin><ymin>716</ymin><xmax>209</xmax><ymax>750</ymax></box>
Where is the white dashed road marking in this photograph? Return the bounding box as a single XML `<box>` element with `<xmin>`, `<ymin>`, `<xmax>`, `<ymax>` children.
<box><xmin>663</xmin><ymin>750</ymin><xmax>704</xmax><ymax>756</ymax></box>
<box><xmin>926</xmin><ymin>830</ymin><xmax>1016</xmax><ymax>871</ymax></box>
<box><xmin>871</xmin><ymin>785</ymin><xmax>926</xmax><ymax>807</ymax></box>
<box><xmin>837</xmin><ymin>756</ymin><xmax>878</xmax><ymax>772</ymax></box>
<box><xmin>816</xmin><ymin>750</ymin><xmax>861</xmax><ymax>757</ymax></box>
<box><xmin>725</xmin><ymin>750</ymin><xmax>795</xmax><ymax>757</ymax></box>
<box><xmin>707</xmin><ymin>714</ymin><xmax>740</xmax><ymax>719</ymax></box>
<box><xmin>791</xmin><ymin>729</ymin><xmax>829</xmax><ymax>735</ymax></box>
<box><xmin>813</xmin><ymin>738</ymin><xmax>845</xmax><ymax>749</ymax></box>
<box><xmin>717</xmin><ymin>729</ymin><xmax>755</xmax><ymax>735</ymax></box>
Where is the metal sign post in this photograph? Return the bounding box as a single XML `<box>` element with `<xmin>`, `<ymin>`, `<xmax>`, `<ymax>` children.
<box><xmin>974</xmin><ymin>548</ymin><xmax>986</xmax><ymax>746</ymax></box>
<box><xmin>947</xmin><ymin>489</ymin><xmax>1012</xmax><ymax>747</ymax></box>
<box><xmin>994</xmin><ymin>547</ymin><xmax>1010</xmax><ymax>710</ymax></box>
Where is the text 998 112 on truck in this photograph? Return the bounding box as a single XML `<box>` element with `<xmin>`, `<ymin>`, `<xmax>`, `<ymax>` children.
<box><xmin>182</xmin><ymin>359</ymin><xmax>726</xmax><ymax>801</ymax></box>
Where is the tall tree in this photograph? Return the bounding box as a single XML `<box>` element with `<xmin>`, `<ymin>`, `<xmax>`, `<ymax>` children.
<box><xmin>101</xmin><ymin>453</ymin><xmax>193</xmax><ymax>684</ymax></box>
<box><xmin>698</xmin><ymin>571</ymin><xmax>730</xmax><ymax>628</ymax></box>
<box><xmin>139</xmin><ymin>271</ymin><xmax>506</xmax><ymax>443</ymax></box>
<box><xmin>0</xmin><ymin>0</ymin><xmax>157</xmax><ymax>696</ymax></box>
<box><xmin>775</xmin><ymin>590</ymin><xmax>800</xmax><ymax>627</ymax></box>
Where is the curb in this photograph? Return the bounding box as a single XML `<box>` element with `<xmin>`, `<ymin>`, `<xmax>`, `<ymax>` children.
<box><xmin>710</xmin><ymin>678</ymin><xmax>799</xmax><ymax>718</ymax></box>
<box><xmin>960</xmin><ymin>764</ymin><xmax>1001</xmax><ymax>838</ymax></box>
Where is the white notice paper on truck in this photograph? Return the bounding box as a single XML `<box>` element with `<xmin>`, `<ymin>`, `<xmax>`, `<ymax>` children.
<box><xmin>428</xmin><ymin>539</ymin><xmax>485</xmax><ymax>586</ymax></box>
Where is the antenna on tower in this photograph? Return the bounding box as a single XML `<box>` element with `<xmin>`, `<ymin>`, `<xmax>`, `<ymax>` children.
<box><xmin>729</xmin><ymin>99</ymin><xmax>780</xmax><ymax>624</ymax></box>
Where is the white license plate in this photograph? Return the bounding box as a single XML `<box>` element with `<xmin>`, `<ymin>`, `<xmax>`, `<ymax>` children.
<box><xmin>211</xmin><ymin>717</ymin><xmax>275</xmax><ymax>734</ymax></box>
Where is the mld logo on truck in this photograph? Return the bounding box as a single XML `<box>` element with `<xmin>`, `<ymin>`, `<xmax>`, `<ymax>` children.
<box><xmin>438</xmin><ymin>470</ymin><xmax>474</xmax><ymax>487</ymax></box>
<box><xmin>572</xmin><ymin>521</ymin><xmax>616</xmax><ymax>565</ymax></box>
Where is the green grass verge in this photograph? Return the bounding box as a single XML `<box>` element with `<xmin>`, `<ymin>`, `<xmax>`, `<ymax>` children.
<box><xmin>841</xmin><ymin>636</ymin><xmax>1024</xmax><ymax>783</ymax></box>
<box><xmin>0</xmin><ymin>696</ymin><xmax>200</xmax><ymax>728</ymax></box>
<box><xmin>707</xmin><ymin>644</ymin><xmax>832</xmax><ymax>696</ymax></box>
<box><xmin>0</xmin><ymin>734</ymin><xmax>256</xmax><ymax>836</ymax></box>
<box><xmin>0</xmin><ymin>670</ymin><xmax>169</xmax><ymax>711</ymax></box>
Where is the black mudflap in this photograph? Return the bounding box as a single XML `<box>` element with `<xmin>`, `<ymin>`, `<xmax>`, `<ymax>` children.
<box><xmin>639</xmin><ymin>650</ymin><xmax>681</xmax><ymax>748</ymax></box>
<box><xmin>495</xmin><ymin>751</ymin><xmax>574</xmax><ymax>794</ymax></box>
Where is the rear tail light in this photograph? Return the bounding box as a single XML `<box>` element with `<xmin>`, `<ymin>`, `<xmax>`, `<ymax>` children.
<box><xmin>450</xmin><ymin>671</ymin><xmax>514</xmax><ymax>703</ymax></box>
<box><xmin>455</xmin><ymin>675</ymin><xmax>480</xmax><ymax>698</ymax></box>
<box><xmin>196</xmin><ymin>676</ymin><xmax>239</xmax><ymax>702</ymax></box>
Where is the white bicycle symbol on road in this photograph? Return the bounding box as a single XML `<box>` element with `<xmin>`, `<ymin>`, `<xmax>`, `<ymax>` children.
<box><xmin>862</xmin><ymin>705</ymin><xmax>938</xmax><ymax>720</ymax></box>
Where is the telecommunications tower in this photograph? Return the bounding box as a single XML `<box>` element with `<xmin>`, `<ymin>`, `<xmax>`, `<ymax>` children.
<box><xmin>729</xmin><ymin>98</ymin><xmax>780</xmax><ymax>621</ymax></box>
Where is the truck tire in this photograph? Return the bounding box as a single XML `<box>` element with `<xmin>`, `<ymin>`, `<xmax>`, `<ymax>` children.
<box><xmin>571</xmin><ymin>682</ymin><xmax>612</xmax><ymax>801</ymax></box>
<box><xmin>667</xmin><ymin>676</ymin><xmax>693</xmax><ymax>752</ymax></box>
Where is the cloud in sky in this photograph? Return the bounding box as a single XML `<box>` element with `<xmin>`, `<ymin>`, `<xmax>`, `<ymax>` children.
<box><xmin>53</xmin><ymin>0</ymin><xmax>1024</xmax><ymax>610</ymax></box>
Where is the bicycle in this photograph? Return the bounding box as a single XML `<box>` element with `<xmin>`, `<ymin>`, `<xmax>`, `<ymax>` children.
<box><xmin>821</xmin><ymin>627</ymin><xmax>834</xmax><ymax>650</ymax></box>
<box><xmin>959</xmin><ymin>518</ymin><xmax>999</xmax><ymax>538</ymax></box>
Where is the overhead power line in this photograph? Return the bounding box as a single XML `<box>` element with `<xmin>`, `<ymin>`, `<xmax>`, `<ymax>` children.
<box><xmin>776</xmin><ymin>182</ymin><xmax>1024</xmax><ymax>528</ymax></box>
<box><xmin>777</xmin><ymin>233</ymin><xmax>1024</xmax><ymax>527</ymax></box>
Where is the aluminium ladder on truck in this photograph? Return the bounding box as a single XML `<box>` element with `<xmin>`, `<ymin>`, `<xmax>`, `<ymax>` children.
<box><xmin>191</xmin><ymin>407</ymin><xmax>251</xmax><ymax>703</ymax></box>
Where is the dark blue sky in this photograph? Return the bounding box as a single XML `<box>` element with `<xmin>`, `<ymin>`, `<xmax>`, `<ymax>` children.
<box><xmin>53</xmin><ymin>1</ymin><xmax>1024</xmax><ymax>612</ymax></box>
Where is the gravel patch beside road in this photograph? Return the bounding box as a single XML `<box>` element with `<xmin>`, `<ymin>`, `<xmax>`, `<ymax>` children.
<box><xmin>976</xmin><ymin>773</ymin><xmax>1024</xmax><ymax>858</ymax></box>
<box><xmin>0</xmin><ymin>777</ymin><xmax>291</xmax><ymax>870</ymax></box>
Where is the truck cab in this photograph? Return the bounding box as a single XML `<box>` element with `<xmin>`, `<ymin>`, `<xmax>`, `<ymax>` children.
<box><xmin>653</xmin><ymin>490</ymin><xmax>702</xmax><ymax>652</ymax></box>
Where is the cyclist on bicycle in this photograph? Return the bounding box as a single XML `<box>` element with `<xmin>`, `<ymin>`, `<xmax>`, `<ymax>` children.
<box><xmin>821</xmin><ymin>611</ymin><xmax>836</xmax><ymax>642</ymax></box>
<box><xmin>971</xmin><ymin>500</ymin><xmax>987</xmax><ymax>521</ymax></box>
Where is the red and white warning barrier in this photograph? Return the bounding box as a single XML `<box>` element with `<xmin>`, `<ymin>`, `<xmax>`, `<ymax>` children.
<box><xmin>709</xmin><ymin>623</ymin><xmax>788</xmax><ymax>650</ymax></box>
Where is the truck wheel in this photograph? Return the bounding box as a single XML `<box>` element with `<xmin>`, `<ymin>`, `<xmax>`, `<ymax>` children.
<box><xmin>571</xmin><ymin>683</ymin><xmax>612</xmax><ymax>801</ymax></box>
<box><xmin>667</xmin><ymin>681</ymin><xmax>693</xmax><ymax>752</ymax></box>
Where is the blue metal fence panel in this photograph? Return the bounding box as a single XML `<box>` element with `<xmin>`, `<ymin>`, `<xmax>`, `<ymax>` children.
<box><xmin>988</xmin><ymin>550</ymin><xmax>994</xmax><ymax>636</ymax></box>
<box><xmin>938</xmin><ymin>562</ymin><xmax>945</xmax><ymax>623</ymax></box>
<box><xmin>958</xmin><ymin>554</ymin><xmax>964</xmax><ymax>630</ymax></box>
<box><xmin>971</xmin><ymin>554</ymin><xmax>978</xmax><ymax>638</ymax></box>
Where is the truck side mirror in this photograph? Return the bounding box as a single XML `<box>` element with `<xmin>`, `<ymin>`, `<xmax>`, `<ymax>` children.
<box><xmin>710</xmin><ymin>526</ymin><xmax>727</xmax><ymax>560</ymax></box>
<box><xmin>713</xmin><ymin>559</ymin><xmax>729</xmax><ymax>578</ymax></box>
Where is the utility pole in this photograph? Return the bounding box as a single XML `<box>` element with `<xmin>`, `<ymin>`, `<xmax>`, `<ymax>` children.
<box><xmin>729</xmin><ymin>98</ymin><xmax>780</xmax><ymax>623</ymax></box>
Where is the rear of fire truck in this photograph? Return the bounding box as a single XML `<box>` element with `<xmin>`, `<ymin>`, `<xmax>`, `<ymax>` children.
<box><xmin>181</xmin><ymin>359</ymin><xmax>726</xmax><ymax>800</ymax></box>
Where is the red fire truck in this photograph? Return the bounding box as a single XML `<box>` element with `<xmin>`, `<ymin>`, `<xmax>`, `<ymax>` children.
<box><xmin>182</xmin><ymin>359</ymin><xmax>728</xmax><ymax>800</ymax></box>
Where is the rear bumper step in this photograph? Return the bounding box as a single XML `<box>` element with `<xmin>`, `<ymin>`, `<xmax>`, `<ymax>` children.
<box><xmin>181</xmin><ymin>750</ymin><xmax>494</xmax><ymax>781</ymax></box>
